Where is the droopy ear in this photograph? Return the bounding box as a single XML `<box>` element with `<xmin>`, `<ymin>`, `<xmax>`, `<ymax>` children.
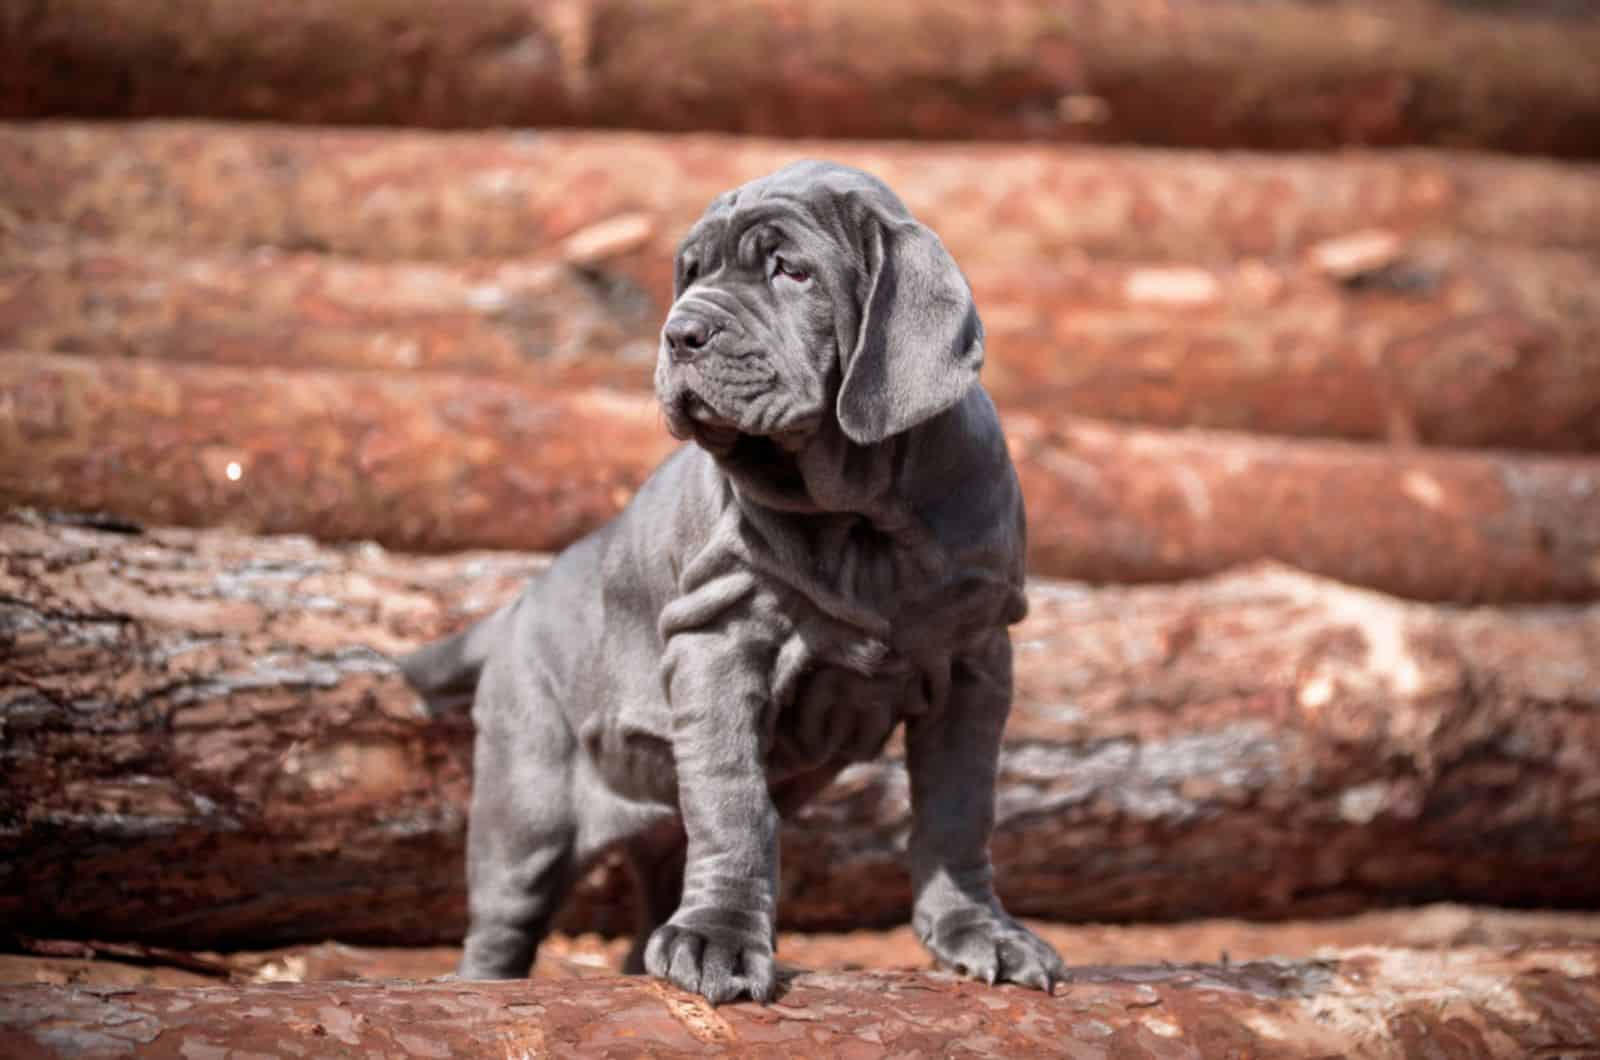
<box><xmin>835</xmin><ymin>214</ymin><xmax>984</xmax><ymax>445</ymax></box>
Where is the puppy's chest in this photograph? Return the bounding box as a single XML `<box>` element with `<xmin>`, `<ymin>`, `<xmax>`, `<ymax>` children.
<box><xmin>756</xmin><ymin>589</ymin><xmax>926</xmax><ymax>779</ymax></box>
<box><xmin>675</xmin><ymin>518</ymin><xmax>1012</xmax><ymax>777</ymax></box>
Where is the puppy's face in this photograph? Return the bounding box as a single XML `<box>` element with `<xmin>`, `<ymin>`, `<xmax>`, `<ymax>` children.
<box><xmin>655</xmin><ymin>195</ymin><xmax>841</xmax><ymax>461</ymax></box>
<box><xmin>656</xmin><ymin>161</ymin><xmax>985</xmax><ymax>485</ymax></box>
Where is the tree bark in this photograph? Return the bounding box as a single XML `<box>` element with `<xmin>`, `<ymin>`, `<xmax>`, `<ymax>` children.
<box><xmin>1</xmin><ymin>947</ymin><xmax>1597</xmax><ymax>1059</ymax></box>
<box><xmin>4</xmin><ymin>512</ymin><xmax>1597</xmax><ymax>948</ymax></box>
<box><xmin>10</xmin><ymin>236</ymin><xmax>1600</xmax><ymax>450</ymax></box>
<box><xmin>6</xmin><ymin>123</ymin><xmax>1600</xmax><ymax>272</ymax></box>
<box><xmin>11</xmin><ymin>905</ymin><xmax>1600</xmax><ymax>991</ymax></box>
<box><xmin>0</xmin><ymin>352</ymin><xmax>677</xmax><ymax>556</ymax></box>
<box><xmin>978</xmin><ymin>243</ymin><xmax>1600</xmax><ymax>451</ymax></box>
<box><xmin>4</xmin><ymin>0</ymin><xmax>1600</xmax><ymax>154</ymax></box>
<box><xmin>1006</xmin><ymin>412</ymin><xmax>1600</xmax><ymax>604</ymax></box>
<box><xmin>4</xmin><ymin>352</ymin><xmax>1598</xmax><ymax>601</ymax></box>
<box><xmin>0</xmin><ymin>238</ymin><xmax>659</xmax><ymax>390</ymax></box>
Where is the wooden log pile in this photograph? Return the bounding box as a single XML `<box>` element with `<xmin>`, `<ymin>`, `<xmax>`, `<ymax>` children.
<box><xmin>0</xmin><ymin>238</ymin><xmax>658</xmax><ymax>388</ymax></box>
<box><xmin>4</xmin><ymin>1</ymin><xmax>1600</xmax><ymax>155</ymax></box>
<box><xmin>7</xmin><ymin>233</ymin><xmax>1600</xmax><ymax>449</ymax></box>
<box><xmin>5</xmin><ymin>353</ymin><xmax>1597</xmax><ymax>601</ymax></box>
<box><xmin>0</xmin><ymin>353</ymin><xmax>677</xmax><ymax>555</ymax></box>
<box><xmin>5</xmin><ymin>6</ymin><xmax>1600</xmax><ymax>1045</ymax></box>
<box><xmin>5</xmin><ymin>510</ymin><xmax>1598</xmax><ymax>948</ymax></box>
<box><xmin>7</xmin><ymin>123</ymin><xmax>1600</xmax><ymax>271</ymax></box>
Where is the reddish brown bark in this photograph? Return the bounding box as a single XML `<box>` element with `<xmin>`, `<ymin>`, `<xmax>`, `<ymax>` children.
<box><xmin>0</xmin><ymin>238</ymin><xmax>658</xmax><ymax>390</ymax></box>
<box><xmin>11</xmin><ymin>905</ymin><xmax>1600</xmax><ymax>991</ymax></box>
<box><xmin>2</xmin><ymin>947</ymin><xmax>1597</xmax><ymax>1059</ymax></box>
<box><xmin>0</xmin><ymin>352</ymin><xmax>677</xmax><ymax>555</ymax></box>
<box><xmin>1005</xmin><ymin>411</ymin><xmax>1600</xmax><ymax>603</ymax></box>
<box><xmin>10</xmin><ymin>236</ymin><xmax>1600</xmax><ymax>450</ymax></box>
<box><xmin>5</xmin><ymin>352</ymin><xmax>1599</xmax><ymax>601</ymax></box>
<box><xmin>5</xmin><ymin>123</ymin><xmax>1600</xmax><ymax>274</ymax></box>
<box><xmin>976</xmin><ymin>244</ymin><xmax>1600</xmax><ymax>451</ymax></box>
<box><xmin>4</xmin><ymin>512</ymin><xmax>1597</xmax><ymax>947</ymax></box>
<box><xmin>4</xmin><ymin>0</ymin><xmax>1600</xmax><ymax>154</ymax></box>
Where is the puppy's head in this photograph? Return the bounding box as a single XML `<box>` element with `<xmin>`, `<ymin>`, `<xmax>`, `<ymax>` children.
<box><xmin>656</xmin><ymin>161</ymin><xmax>984</xmax><ymax>472</ymax></box>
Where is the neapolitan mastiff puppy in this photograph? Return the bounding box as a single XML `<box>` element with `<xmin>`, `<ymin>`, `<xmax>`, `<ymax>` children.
<box><xmin>401</xmin><ymin>161</ymin><xmax>1066</xmax><ymax>1003</ymax></box>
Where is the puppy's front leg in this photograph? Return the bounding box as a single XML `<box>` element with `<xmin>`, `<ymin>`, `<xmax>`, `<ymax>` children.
<box><xmin>644</xmin><ymin>631</ymin><xmax>778</xmax><ymax>1003</ymax></box>
<box><xmin>906</xmin><ymin>632</ymin><xmax>1066</xmax><ymax>991</ymax></box>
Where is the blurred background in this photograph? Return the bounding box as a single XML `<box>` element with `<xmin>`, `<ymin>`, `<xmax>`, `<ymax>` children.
<box><xmin>2</xmin><ymin>0</ymin><xmax>1599</xmax><ymax>1019</ymax></box>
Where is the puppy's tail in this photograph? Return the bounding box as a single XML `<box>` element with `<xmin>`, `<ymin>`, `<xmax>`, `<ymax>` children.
<box><xmin>397</xmin><ymin>603</ymin><xmax>514</xmax><ymax>717</ymax></box>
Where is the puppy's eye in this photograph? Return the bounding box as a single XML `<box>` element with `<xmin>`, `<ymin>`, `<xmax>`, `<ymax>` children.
<box><xmin>772</xmin><ymin>256</ymin><xmax>810</xmax><ymax>283</ymax></box>
<box><xmin>681</xmin><ymin>260</ymin><xmax>700</xmax><ymax>287</ymax></box>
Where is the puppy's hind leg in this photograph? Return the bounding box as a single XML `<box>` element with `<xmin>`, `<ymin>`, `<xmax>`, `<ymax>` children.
<box><xmin>457</xmin><ymin>679</ymin><xmax>579</xmax><ymax>979</ymax></box>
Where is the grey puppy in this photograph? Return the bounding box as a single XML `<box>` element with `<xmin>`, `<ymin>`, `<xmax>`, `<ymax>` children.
<box><xmin>401</xmin><ymin>161</ymin><xmax>1066</xmax><ymax>1003</ymax></box>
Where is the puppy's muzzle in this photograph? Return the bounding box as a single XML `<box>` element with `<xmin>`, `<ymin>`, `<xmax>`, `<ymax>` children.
<box><xmin>663</xmin><ymin>312</ymin><xmax>720</xmax><ymax>364</ymax></box>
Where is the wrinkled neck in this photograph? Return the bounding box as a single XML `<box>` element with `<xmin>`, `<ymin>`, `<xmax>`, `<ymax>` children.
<box><xmin>722</xmin><ymin>416</ymin><xmax>904</xmax><ymax>525</ymax></box>
<box><xmin>719</xmin><ymin>416</ymin><xmax>959</xmax><ymax>599</ymax></box>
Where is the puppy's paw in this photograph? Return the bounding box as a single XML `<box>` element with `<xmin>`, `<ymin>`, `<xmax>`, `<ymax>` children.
<box><xmin>919</xmin><ymin>907</ymin><xmax>1066</xmax><ymax>993</ymax></box>
<box><xmin>644</xmin><ymin>916</ymin><xmax>776</xmax><ymax>1004</ymax></box>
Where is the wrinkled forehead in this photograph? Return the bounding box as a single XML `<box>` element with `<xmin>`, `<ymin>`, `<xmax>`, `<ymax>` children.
<box><xmin>677</xmin><ymin>161</ymin><xmax>911</xmax><ymax>261</ymax></box>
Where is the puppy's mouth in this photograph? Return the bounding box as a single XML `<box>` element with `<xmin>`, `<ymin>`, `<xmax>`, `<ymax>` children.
<box><xmin>665</xmin><ymin>390</ymin><xmax>809</xmax><ymax>494</ymax></box>
<box><xmin>684</xmin><ymin>392</ymin><xmax>724</xmax><ymax>427</ymax></box>
<box><xmin>670</xmin><ymin>391</ymin><xmax>740</xmax><ymax>450</ymax></box>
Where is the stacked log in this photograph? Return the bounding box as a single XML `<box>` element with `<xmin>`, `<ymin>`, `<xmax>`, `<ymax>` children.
<box><xmin>1007</xmin><ymin>416</ymin><xmax>1600</xmax><ymax>604</ymax></box>
<box><xmin>974</xmin><ymin>245</ymin><xmax>1600</xmax><ymax>449</ymax></box>
<box><xmin>4</xmin><ymin>1</ymin><xmax>1600</xmax><ymax>155</ymax></box>
<box><xmin>0</xmin><ymin>238</ymin><xmax>659</xmax><ymax>389</ymax></box>
<box><xmin>4</xmin><ymin>511</ymin><xmax>1597</xmax><ymax>948</ymax></box>
<box><xmin>12</xmin><ymin>905</ymin><xmax>1600</xmax><ymax>990</ymax></box>
<box><xmin>8</xmin><ymin>237</ymin><xmax>1600</xmax><ymax>449</ymax></box>
<box><xmin>5</xmin><ymin>353</ymin><xmax>1597</xmax><ymax>601</ymax></box>
<box><xmin>5</xmin><ymin>125</ymin><xmax>1599</xmax><ymax>456</ymax></box>
<box><xmin>3</xmin><ymin>948</ymin><xmax>1598</xmax><ymax>1059</ymax></box>
<box><xmin>6</xmin><ymin>124</ymin><xmax>1600</xmax><ymax>268</ymax></box>
<box><xmin>5</xmin><ymin>0</ymin><xmax>1600</xmax><ymax>1036</ymax></box>
<box><xmin>0</xmin><ymin>353</ymin><xmax>677</xmax><ymax>556</ymax></box>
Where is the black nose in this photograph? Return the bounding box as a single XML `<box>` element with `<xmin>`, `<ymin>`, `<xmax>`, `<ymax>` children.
<box><xmin>664</xmin><ymin>315</ymin><xmax>716</xmax><ymax>363</ymax></box>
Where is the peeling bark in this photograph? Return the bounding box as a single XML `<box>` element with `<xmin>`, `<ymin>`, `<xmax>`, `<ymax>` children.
<box><xmin>5</xmin><ymin>123</ymin><xmax>1600</xmax><ymax>272</ymax></box>
<box><xmin>8</xmin><ymin>236</ymin><xmax>1600</xmax><ymax>450</ymax></box>
<box><xmin>1</xmin><ymin>947</ymin><xmax>1597</xmax><ymax>1059</ymax></box>
<box><xmin>3</xmin><ymin>512</ymin><xmax>1597</xmax><ymax>947</ymax></box>
<box><xmin>4</xmin><ymin>0</ymin><xmax>1600</xmax><ymax>154</ymax></box>
<box><xmin>4</xmin><ymin>352</ymin><xmax>1598</xmax><ymax>601</ymax></box>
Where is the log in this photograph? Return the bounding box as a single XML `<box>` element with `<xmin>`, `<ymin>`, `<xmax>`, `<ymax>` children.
<box><xmin>4</xmin><ymin>352</ymin><xmax>1598</xmax><ymax>601</ymax></box>
<box><xmin>10</xmin><ymin>237</ymin><xmax>1600</xmax><ymax>450</ymax></box>
<box><xmin>0</xmin><ymin>352</ymin><xmax>678</xmax><ymax>555</ymax></box>
<box><xmin>1007</xmin><ymin>414</ymin><xmax>1600</xmax><ymax>603</ymax></box>
<box><xmin>3</xmin><ymin>512</ymin><xmax>1598</xmax><ymax>948</ymax></box>
<box><xmin>0</xmin><ymin>237</ymin><xmax>660</xmax><ymax>390</ymax></box>
<box><xmin>1</xmin><ymin>947</ymin><xmax>1597</xmax><ymax>1060</ymax></box>
<box><xmin>978</xmin><ymin>244</ymin><xmax>1600</xmax><ymax>451</ymax></box>
<box><xmin>5</xmin><ymin>123</ymin><xmax>1600</xmax><ymax>274</ymax></box>
<box><xmin>4</xmin><ymin>0</ymin><xmax>1600</xmax><ymax>154</ymax></box>
<box><xmin>11</xmin><ymin>905</ymin><xmax>1600</xmax><ymax>991</ymax></box>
